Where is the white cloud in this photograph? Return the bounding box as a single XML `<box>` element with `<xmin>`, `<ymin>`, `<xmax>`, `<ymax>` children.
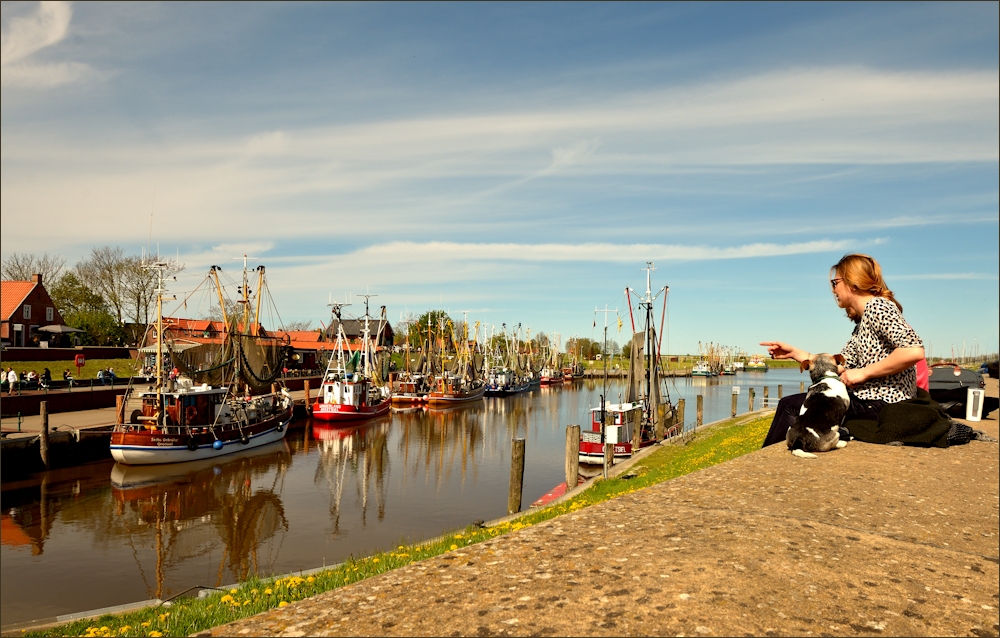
<box><xmin>1</xmin><ymin>1</ymin><xmax>92</xmax><ymax>87</ymax></box>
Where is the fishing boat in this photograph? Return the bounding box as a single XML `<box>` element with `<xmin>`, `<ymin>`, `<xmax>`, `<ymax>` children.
<box><xmin>111</xmin><ymin>259</ymin><xmax>293</xmax><ymax>465</ymax></box>
<box><xmin>581</xmin><ymin>262</ymin><xmax>676</xmax><ymax>466</ymax></box>
<box><xmin>746</xmin><ymin>354</ymin><xmax>769</xmax><ymax>372</ymax></box>
<box><xmin>427</xmin><ymin>317</ymin><xmax>486</xmax><ymax>406</ymax></box>
<box><xmin>312</xmin><ymin>298</ymin><xmax>392</xmax><ymax>421</ymax></box>
<box><xmin>691</xmin><ymin>360</ymin><xmax>714</xmax><ymax>377</ymax></box>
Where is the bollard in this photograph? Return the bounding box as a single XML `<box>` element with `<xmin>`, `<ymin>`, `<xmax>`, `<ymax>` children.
<box><xmin>676</xmin><ymin>399</ymin><xmax>685</xmax><ymax>432</ymax></box>
<box><xmin>731</xmin><ymin>392</ymin><xmax>738</xmax><ymax>418</ymax></box>
<box><xmin>304</xmin><ymin>380</ymin><xmax>312</xmax><ymax>413</ymax></box>
<box><xmin>777</xmin><ymin>384</ymin><xmax>783</xmax><ymax>399</ymax></box>
<box><xmin>565</xmin><ymin>425</ymin><xmax>580</xmax><ymax>490</ymax></box>
<box><xmin>603</xmin><ymin>443</ymin><xmax>614</xmax><ymax>480</ymax></box>
<box><xmin>748</xmin><ymin>388</ymin><xmax>756</xmax><ymax>412</ymax></box>
<box><xmin>116</xmin><ymin>395</ymin><xmax>125</xmax><ymax>425</ymax></box>
<box><xmin>508</xmin><ymin>438</ymin><xmax>526</xmax><ymax>515</ymax></box>
<box><xmin>763</xmin><ymin>386</ymin><xmax>769</xmax><ymax>407</ymax></box>
<box><xmin>696</xmin><ymin>395</ymin><xmax>703</xmax><ymax>428</ymax></box>
<box><xmin>40</xmin><ymin>401</ymin><xmax>50</xmax><ymax>469</ymax></box>
<box><xmin>800</xmin><ymin>381</ymin><xmax>805</xmax><ymax>393</ymax></box>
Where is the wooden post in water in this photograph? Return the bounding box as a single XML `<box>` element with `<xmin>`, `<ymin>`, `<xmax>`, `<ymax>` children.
<box><xmin>603</xmin><ymin>443</ymin><xmax>613</xmax><ymax>480</ymax></box>
<box><xmin>778</xmin><ymin>385</ymin><xmax>783</xmax><ymax>399</ymax></box>
<box><xmin>565</xmin><ymin>425</ymin><xmax>580</xmax><ymax>490</ymax></box>
<box><xmin>40</xmin><ymin>400</ymin><xmax>50</xmax><ymax>469</ymax></box>
<box><xmin>116</xmin><ymin>394</ymin><xmax>125</xmax><ymax>425</ymax></box>
<box><xmin>763</xmin><ymin>386</ymin><xmax>769</xmax><ymax>407</ymax></box>
<box><xmin>304</xmin><ymin>380</ymin><xmax>311</xmax><ymax>413</ymax></box>
<box><xmin>696</xmin><ymin>395</ymin><xmax>703</xmax><ymax>428</ymax></box>
<box><xmin>676</xmin><ymin>399</ymin><xmax>685</xmax><ymax>432</ymax></box>
<box><xmin>731</xmin><ymin>392</ymin><xmax>738</xmax><ymax>418</ymax></box>
<box><xmin>800</xmin><ymin>381</ymin><xmax>805</xmax><ymax>393</ymax></box>
<box><xmin>508</xmin><ymin>438</ymin><xmax>526</xmax><ymax>515</ymax></box>
<box><xmin>748</xmin><ymin>388</ymin><xmax>755</xmax><ymax>412</ymax></box>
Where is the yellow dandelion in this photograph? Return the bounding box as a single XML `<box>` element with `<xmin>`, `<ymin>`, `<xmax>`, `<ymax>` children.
<box><xmin>220</xmin><ymin>595</ymin><xmax>234</xmax><ymax>604</ymax></box>
<box><xmin>119</xmin><ymin>626</ymin><xmax>131</xmax><ymax>634</ymax></box>
<box><xmin>278</xmin><ymin>601</ymin><xmax>289</xmax><ymax>608</ymax></box>
<box><xmin>149</xmin><ymin>632</ymin><xmax>163</xmax><ymax>637</ymax></box>
<box><xmin>243</xmin><ymin>600</ymin><xmax>251</xmax><ymax>606</ymax></box>
<box><xmin>251</xmin><ymin>588</ymin><xmax>258</xmax><ymax>595</ymax></box>
<box><xmin>264</xmin><ymin>588</ymin><xmax>273</xmax><ymax>595</ymax></box>
<box><xmin>229</xmin><ymin>588</ymin><xmax>237</xmax><ymax>594</ymax></box>
<box><xmin>141</xmin><ymin>622</ymin><xmax>151</xmax><ymax>628</ymax></box>
<box><xmin>450</xmin><ymin>544</ymin><xmax>458</xmax><ymax>550</ymax></box>
<box><xmin>372</xmin><ymin>558</ymin><xmax>379</xmax><ymax>563</ymax></box>
<box><xmin>306</xmin><ymin>576</ymin><xmax>315</xmax><ymax>583</ymax></box>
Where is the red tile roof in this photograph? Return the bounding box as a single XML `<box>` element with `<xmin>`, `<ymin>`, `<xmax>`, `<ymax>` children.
<box><xmin>0</xmin><ymin>281</ymin><xmax>37</xmax><ymax>321</ymax></box>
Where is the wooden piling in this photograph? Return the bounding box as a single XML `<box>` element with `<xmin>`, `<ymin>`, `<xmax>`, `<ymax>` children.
<box><xmin>800</xmin><ymin>381</ymin><xmax>805</xmax><ymax>393</ymax></box>
<box><xmin>696</xmin><ymin>395</ymin><xmax>703</xmax><ymax>428</ymax></box>
<box><xmin>565</xmin><ymin>425</ymin><xmax>580</xmax><ymax>490</ymax></box>
<box><xmin>778</xmin><ymin>384</ymin><xmax>783</xmax><ymax>399</ymax></box>
<box><xmin>731</xmin><ymin>392</ymin><xmax>738</xmax><ymax>418</ymax></box>
<box><xmin>748</xmin><ymin>388</ymin><xmax>755</xmax><ymax>412</ymax></box>
<box><xmin>603</xmin><ymin>443</ymin><xmax>613</xmax><ymax>480</ymax></box>
<box><xmin>508</xmin><ymin>438</ymin><xmax>526</xmax><ymax>515</ymax></box>
<box><xmin>40</xmin><ymin>400</ymin><xmax>50</xmax><ymax>469</ymax></box>
<box><xmin>304</xmin><ymin>380</ymin><xmax>312</xmax><ymax>413</ymax></box>
<box><xmin>763</xmin><ymin>386</ymin><xmax>769</xmax><ymax>407</ymax></box>
<box><xmin>676</xmin><ymin>399</ymin><xmax>685</xmax><ymax>431</ymax></box>
<box><xmin>116</xmin><ymin>395</ymin><xmax>125</xmax><ymax>425</ymax></box>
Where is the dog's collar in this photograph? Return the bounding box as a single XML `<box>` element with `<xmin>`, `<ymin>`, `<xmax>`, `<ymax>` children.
<box><xmin>808</xmin><ymin>371</ymin><xmax>843</xmax><ymax>389</ymax></box>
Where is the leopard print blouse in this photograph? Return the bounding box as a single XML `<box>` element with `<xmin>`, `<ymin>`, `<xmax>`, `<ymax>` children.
<box><xmin>840</xmin><ymin>296</ymin><xmax>923</xmax><ymax>403</ymax></box>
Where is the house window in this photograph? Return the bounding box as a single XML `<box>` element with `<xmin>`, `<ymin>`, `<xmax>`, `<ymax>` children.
<box><xmin>46</xmin><ymin>307</ymin><xmax>54</xmax><ymax>322</ymax></box>
<box><xmin>23</xmin><ymin>305</ymin><xmax>31</xmax><ymax>320</ymax></box>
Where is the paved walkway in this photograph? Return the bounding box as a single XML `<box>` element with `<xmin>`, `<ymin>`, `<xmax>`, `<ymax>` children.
<box><xmin>203</xmin><ymin>379</ymin><xmax>999</xmax><ymax>637</ymax></box>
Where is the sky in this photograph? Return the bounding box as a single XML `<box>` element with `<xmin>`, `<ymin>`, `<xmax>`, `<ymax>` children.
<box><xmin>2</xmin><ymin>1</ymin><xmax>998</xmax><ymax>359</ymax></box>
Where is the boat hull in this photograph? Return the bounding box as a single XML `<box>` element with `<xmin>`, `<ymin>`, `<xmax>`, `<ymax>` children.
<box><xmin>312</xmin><ymin>398</ymin><xmax>392</xmax><ymax>421</ymax></box>
<box><xmin>110</xmin><ymin>408</ymin><xmax>292</xmax><ymax>465</ymax></box>
<box><xmin>426</xmin><ymin>384</ymin><xmax>486</xmax><ymax>406</ymax></box>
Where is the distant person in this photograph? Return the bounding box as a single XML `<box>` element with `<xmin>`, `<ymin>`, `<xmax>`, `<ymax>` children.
<box><xmin>97</xmin><ymin>369</ymin><xmax>106</xmax><ymax>385</ymax></box>
<box><xmin>107</xmin><ymin>367</ymin><xmax>116</xmax><ymax>384</ymax></box>
<box><xmin>6</xmin><ymin>367</ymin><xmax>17</xmax><ymax>395</ymax></box>
<box><xmin>760</xmin><ymin>253</ymin><xmax>957</xmax><ymax>448</ymax></box>
<box><xmin>41</xmin><ymin>368</ymin><xmax>52</xmax><ymax>387</ymax></box>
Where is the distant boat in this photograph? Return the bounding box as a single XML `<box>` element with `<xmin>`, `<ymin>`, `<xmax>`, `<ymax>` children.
<box><xmin>691</xmin><ymin>360</ymin><xmax>715</xmax><ymax>377</ymax></box>
<box><xmin>312</xmin><ymin>299</ymin><xmax>392</xmax><ymax>422</ymax></box>
<box><xmin>746</xmin><ymin>354</ymin><xmax>769</xmax><ymax>372</ymax></box>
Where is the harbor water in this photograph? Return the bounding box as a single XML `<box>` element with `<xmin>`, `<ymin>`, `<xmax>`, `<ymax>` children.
<box><xmin>1</xmin><ymin>368</ymin><xmax>806</xmax><ymax>626</ymax></box>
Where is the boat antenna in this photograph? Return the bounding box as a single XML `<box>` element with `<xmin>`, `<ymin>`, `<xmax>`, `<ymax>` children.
<box><xmin>595</xmin><ymin>304</ymin><xmax>617</xmax><ymax>427</ymax></box>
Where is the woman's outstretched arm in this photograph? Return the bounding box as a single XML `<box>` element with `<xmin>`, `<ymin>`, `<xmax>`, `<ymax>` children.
<box><xmin>759</xmin><ymin>341</ymin><xmax>810</xmax><ymax>363</ymax></box>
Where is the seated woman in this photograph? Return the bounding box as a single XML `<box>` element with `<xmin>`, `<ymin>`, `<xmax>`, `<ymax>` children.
<box><xmin>760</xmin><ymin>253</ymin><xmax>930</xmax><ymax>448</ymax></box>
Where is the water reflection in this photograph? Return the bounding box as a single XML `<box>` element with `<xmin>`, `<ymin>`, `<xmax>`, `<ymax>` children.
<box><xmin>109</xmin><ymin>442</ymin><xmax>292</xmax><ymax>598</ymax></box>
<box><xmin>313</xmin><ymin>419</ymin><xmax>390</xmax><ymax>532</ymax></box>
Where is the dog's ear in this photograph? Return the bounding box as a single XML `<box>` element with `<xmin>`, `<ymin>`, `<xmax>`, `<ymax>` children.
<box><xmin>833</xmin><ymin>354</ymin><xmax>845</xmax><ymax>366</ymax></box>
<box><xmin>799</xmin><ymin>359</ymin><xmax>811</xmax><ymax>372</ymax></box>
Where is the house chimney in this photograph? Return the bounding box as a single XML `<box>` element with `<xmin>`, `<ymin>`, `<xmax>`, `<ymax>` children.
<box><xmin>32</xmin><ymin>273</ymin><xmax>42</xmax><ymax>284</ymax></box>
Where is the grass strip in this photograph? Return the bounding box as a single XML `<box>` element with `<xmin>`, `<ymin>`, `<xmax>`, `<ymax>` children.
<box><xmin>29</xmin><ymin>414</ymin><xmax>772</xmax><ymax>637</ymax></box>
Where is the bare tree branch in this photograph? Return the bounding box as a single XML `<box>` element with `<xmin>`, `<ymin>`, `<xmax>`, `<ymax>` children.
<box><xmin>1</xmin><ymin>252</ymin><xmax>66</xmax><ymax>282</ymax></box>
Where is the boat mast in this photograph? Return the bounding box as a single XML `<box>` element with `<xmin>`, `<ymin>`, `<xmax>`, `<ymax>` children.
<box><xmin>359</xmin><ymin>294</ymin><xmax>377</xmax><ymax>379</ymax></box>
<box><xmin>144</xmin><ymin>258</ymin><xmax>180</xmax><ymax>428</ymax></box>
<box><xmin>595</xmin><ymin>304</ymin><xmax>617</xmax><ymax>426</ymax></box>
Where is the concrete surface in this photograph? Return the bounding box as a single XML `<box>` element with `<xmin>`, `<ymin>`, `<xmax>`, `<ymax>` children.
<box><xmin>202</xmin><ymin>378</ymin><xmax>999</xmax><ymax>637</ymax></box>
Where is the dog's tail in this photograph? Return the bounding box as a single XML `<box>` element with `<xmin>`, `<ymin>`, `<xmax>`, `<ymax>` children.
<box><xmin>791</xmin><ymin>448</ymin><xmax>818</xmax><ymax>459</ymax></box>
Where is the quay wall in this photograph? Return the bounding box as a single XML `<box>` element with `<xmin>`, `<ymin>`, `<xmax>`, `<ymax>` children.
<box><xmin>1</xmin><ymin>346</ymin><xmax>138</xmax><ymax>362</ymax></box>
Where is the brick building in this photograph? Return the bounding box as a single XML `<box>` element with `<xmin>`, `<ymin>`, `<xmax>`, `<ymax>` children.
<box><xmin>0</xmin><ymin>274</ymin><xmax>66</xmax><ymax>347</ymax></box>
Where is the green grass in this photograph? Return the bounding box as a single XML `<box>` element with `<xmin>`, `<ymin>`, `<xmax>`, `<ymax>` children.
<box><xmin>2</xmin><ymin>359</ymin><xmax>143</xmax><ymax>384</ymax></box>
<box><xmin>29</xmin><ymin>413</ymin><xmax>772</xmax><ymax>638</ymax></box>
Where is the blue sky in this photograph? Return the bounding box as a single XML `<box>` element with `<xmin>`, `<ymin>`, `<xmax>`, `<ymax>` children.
<box><xmin>2</xmin><ymin>2</ymin><xmax>997</xmax><ymax>358</ymax></box>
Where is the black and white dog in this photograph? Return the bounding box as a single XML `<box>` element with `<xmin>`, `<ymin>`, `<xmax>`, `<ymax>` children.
<box><xmin>787</xmin><ymin>353</ymin><xmax>850</xmax><ymax>459</ymax></box>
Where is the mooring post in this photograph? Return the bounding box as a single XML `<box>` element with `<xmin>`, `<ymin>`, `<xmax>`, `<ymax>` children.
<box><xmin>508</xmin><ymin>438</ymin><xmax>526</xmax><ymax>515</ymax></box>
<box><xmin>778</xmin><ymin>384</ymin><xmax>783</xmax><ymax>399</ymax></box>
<box><xmin>763</xmin><ymin>386</ymin><xmax>769</xmax><ymax>407</ymax></box>
<box><xmin>696</xmin><ymin>394</ymin><xmax>703</xmax><ymax>428</ymax></box>
<box><xmin>116</xmin><ymin>395</ymin><xmax>125</xmax><ymax>425</ymax></box>
<box><xmin>303</xmin><ymin>380</ymin><xmax>312</xmax><ymax>413</ymax></box>
<box><xmin>731</xmin><ymin>392</ymin><xmax>738</xmax><ymax>418</ymax></box>
<box><xmin>40</xmin><ymin>400</ymin><xmax>50</xmax><ymax>469</ymax></box>
<box><xmin>603</xmin><ymin>443</ymin><xmax>613</xmax><ymax>480</ymax></box>
<box><xmin>748</xmin><ymin>388</ymin><xmax>755</xmax><ymax>412</ymax></box>
<box><xmin>565</xmin><ymin>425</ymin><xmax>580</xmax><ymax>490</ymax></box>
<box><xmin>676</xmin><ymin>399</ymin><xmax>685</xmax><ymax>432</ymax></box>
<box><xmin>800</xmin><ymin>381</ymin><xmax>805</xmax><ymax>393</ymax></box>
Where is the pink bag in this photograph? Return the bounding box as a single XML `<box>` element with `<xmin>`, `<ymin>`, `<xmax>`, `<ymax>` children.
<box><xmin>915</xmin><ymin>359</ymin><xmax>930</xmax><ymax>392</ymax></box>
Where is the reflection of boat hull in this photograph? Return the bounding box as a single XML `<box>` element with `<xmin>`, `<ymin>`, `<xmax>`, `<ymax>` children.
<box><xmin>110</xmin><ymin>408</ymin><xmax>292</xmax><ymax>465</ymax></box>
<box><xmin>390</xmin><ymin>393</ymin><xmax>427</xmax><ymax>405</ymax></box>
<box><xmin>426</xmin><ymin>383</ymin><xmax>486</xmax><ymax>406</ymax></box>
<box><xmin>111</xmin><ymin>441</ymin><xmax>289</xmax><ymax>490</ymax></box>
<box><xmin>312</xmin><ymin>399</ymin><xmax>391</xmax><ymax>421</ymax></box>
<box><xmin>484</xmin><ymin>380</ymin><xmax>530</xmax><ymax>397</ymax></box>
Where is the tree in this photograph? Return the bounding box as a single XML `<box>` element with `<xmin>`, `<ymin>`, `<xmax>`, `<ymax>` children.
<box><xmin>407</xmin><ymin>310</ymin><xmax>453</xmax><ymax>350</ymax></box>
<box><xmin>1</xmin><ymin>252</ymin><xmax>65</xmax><ymax>282</ymax></box>
<box><xmin>48</xmin><ymin>272</ymin><xmax>124</xmax><ymax>345</ymax></box>
<box><xmin>76</xmin><ymin>246</ymin><xmax>128</xmax><ymax>324</ymax></box>
<box><xmin>283</xmin><ymin>320</ymin><xmax>315</xmax><ymax>331</ymax></box>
